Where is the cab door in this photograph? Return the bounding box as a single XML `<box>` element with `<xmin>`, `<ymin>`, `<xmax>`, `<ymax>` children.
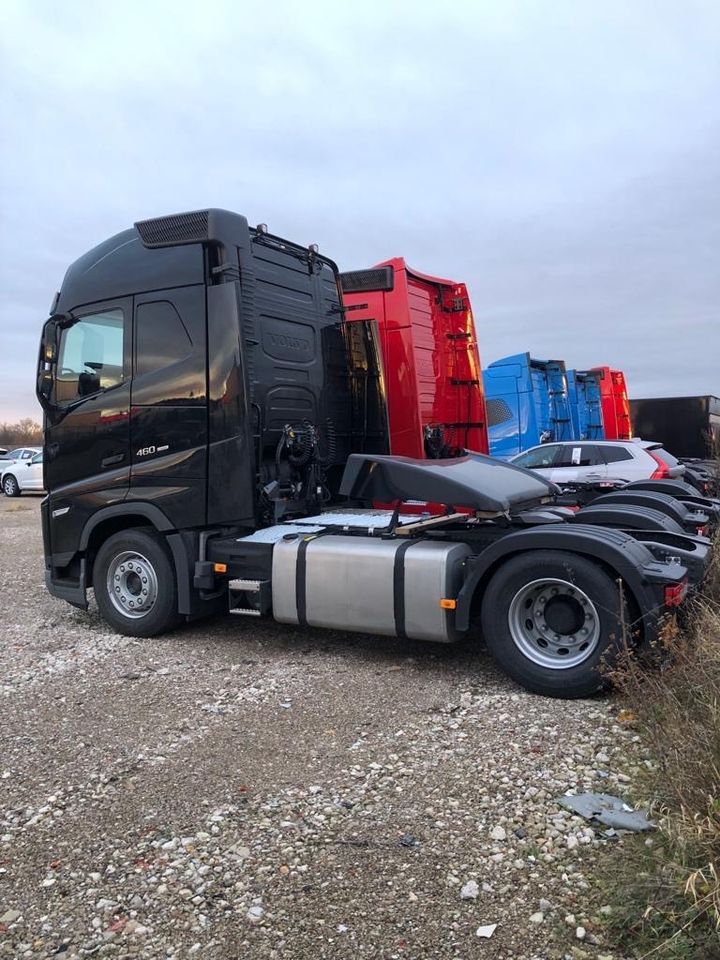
<box><xmin>44</xmin><ymin>299</ymin><xmax>132</xmax><ymax>497</ymax></box>
<box><xmin>43</xmin><ymin>299</ymin><xmax>131</xmax><ymax>557</ymax></box>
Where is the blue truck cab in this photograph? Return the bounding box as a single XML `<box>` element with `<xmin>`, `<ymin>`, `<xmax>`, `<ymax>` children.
<box><xmin>567</xmin><ymin>369</ymin><xmax>605</xmax><ymax>440</ymax></box>
<box><xmin>484</xmin><ymin>353</ymin><xmax>574</xmax><ymax>459</ymax></box>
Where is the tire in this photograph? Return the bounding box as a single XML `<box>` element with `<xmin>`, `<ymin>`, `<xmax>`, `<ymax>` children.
<box><xmin>93</xmin><ymin>528</ymin><xmax>181</xmax><ymax>637</ymax></box>
<box><xmin>480</xmin><ymin>550</ymin><xmax>627</xmax><ymax>699</ymax></box>
<box><xmin>2</xmin><ymin>474</ymin><xmax>20</xmax><ymax>497</ymax></box>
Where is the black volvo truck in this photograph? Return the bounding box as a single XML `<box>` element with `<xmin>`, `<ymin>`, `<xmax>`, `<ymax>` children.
<box><xmin>35</xmin><ymin>209</ymin><xmax>713</xmax><ymax>697</ymax></box>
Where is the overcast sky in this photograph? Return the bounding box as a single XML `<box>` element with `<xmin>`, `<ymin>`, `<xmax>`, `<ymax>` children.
<box><xmin>1</xmin><ymin>0</ymin><xmax>718</xmax><ymax>421</ymax></box>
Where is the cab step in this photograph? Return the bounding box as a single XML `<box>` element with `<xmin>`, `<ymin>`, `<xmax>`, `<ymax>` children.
<box><xmin>228</xmin><ymin>579</ymin><xmax>271</xmax><ymax>617</ymax></box>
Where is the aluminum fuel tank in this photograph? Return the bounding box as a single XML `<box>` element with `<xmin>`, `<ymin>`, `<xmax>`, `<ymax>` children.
<box><xmin>272</xmin><ymin>535</ymin><xmax>471</xmax><ymax>643</ymax></box>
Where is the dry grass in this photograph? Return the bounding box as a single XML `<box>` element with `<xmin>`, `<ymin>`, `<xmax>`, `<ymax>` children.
<box><xmin>3</xmin><ymin>500</ymin><xmax>32</xmax><ymax>512</ymax></box>
<box><xmin>605</xmin><ymin>533</ymin><xmax>720</xmax><ymax>957</ymax></box>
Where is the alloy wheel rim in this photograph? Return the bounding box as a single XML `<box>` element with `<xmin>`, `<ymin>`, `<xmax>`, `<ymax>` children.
<box><xmin>507</xmin><ymin>577</ymin><xmax>601</xmax><ymax>670</ymax></box>
<box><xmin>106</xmin><ymin>551</ymin><xmax>159</xmax><ymax>619</ymax></box>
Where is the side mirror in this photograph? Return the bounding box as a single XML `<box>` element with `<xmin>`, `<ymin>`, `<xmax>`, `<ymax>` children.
<box><xmin>37</xmin><ymin>370</ymin><xmax>54</xmax><ymax>407</ymax></box>
<box><xmin>36</xmin><ymin>316</ymin><xmax>65</xmax><ymax>411</ymax></box>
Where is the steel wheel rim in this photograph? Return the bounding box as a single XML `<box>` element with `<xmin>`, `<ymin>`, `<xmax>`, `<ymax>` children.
<box><xmin>507</xmin><ymin>577</ymin><xmax>601</xmax><ymax>670</ymax></box>
<box><xmin>106</xmin><ymin>551</ymin><xmax>159</xmax><ymax>619</ymax></box>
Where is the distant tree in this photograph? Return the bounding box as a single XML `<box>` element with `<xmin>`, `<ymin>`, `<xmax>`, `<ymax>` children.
<box><xmin>0</xmin><ymin>419</ymin><xmax>43</xmax><ymax>447</ymax></box>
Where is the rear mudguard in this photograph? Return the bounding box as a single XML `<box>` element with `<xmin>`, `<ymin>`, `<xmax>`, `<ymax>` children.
<box><xmin>572</xmin><ymin>504</ymin><xmax>685</xmax><ymax>533</ymax></box>
<box><xmin>455</xmin><ymin>523</ymin><xmax>687</xmax><ymax>646</ymax></box>
<box><xmin>624</xmin><ymin>530</ymin><xmax>712</xmax><ymax>586</ymax></box>
<box><xmin>623</xmin><ymin>481</ymin><xmax>720</xmax><ymax>528</ymax></box>
<box><xmin>590</xmin><ymin>491</ymin><xmax>709</xmax><ymax>534</ymax></box>
<box><xmin>625</xmin><ymin>479</ymin><xmax>700</xmax><ymax>498</ymax></box>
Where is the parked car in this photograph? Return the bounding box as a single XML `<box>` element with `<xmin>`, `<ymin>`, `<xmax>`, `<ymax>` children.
<box><xmin>0</xmin><ymin>447</ymin><xmax>7</xmax><ymax>456</ymax></box>
<box><xmin>0</xmin><ymin>446</ymin><xmax>41</xmax><ymax>470</ymax></box>
<box><xmin>510</xmin><ymin>439</ymin><xmax>685</xmax><ymax>484</ymax></box>
<box><xmin>1</xmin><ymin>450</ymin><xmax>44</xmax><ymax>496</ymax></box>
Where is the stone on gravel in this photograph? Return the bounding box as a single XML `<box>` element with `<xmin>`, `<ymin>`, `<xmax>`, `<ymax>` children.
<box><xmin>529</xmin><ymin>911</ymin><xmax>544</xmax><ymax>923</ymax></box>
<box><xmin>490</xmin><ymin>825</ymin><xmax>507</xmax><ymax>841</ymax></box>
<box><xmin>460</xmin><ymin>880</ymin><xmax>479</xmax><ymax>900</ymax></box>
<box><xmin>476</xmin><ymin>923</ymin><xmax>497</xmax><ymax>938</ymax></box>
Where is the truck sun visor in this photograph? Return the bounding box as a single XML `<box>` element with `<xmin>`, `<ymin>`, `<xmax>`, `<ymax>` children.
<box><xmin>339</xmin><ymin>266</ymin><xmax>394</xmax><ymax>293</ymax></box>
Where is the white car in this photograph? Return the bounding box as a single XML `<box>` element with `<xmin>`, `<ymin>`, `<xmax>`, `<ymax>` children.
<box><xmin>510</xmin><ymin>439</ymin><xmax>685</xmax><ymax>484</ymax></box>
<box><xmin>2</xmin><ymin>450</ymin><xmax>45</xmax><ymax>496</ymax></box>
<box><xmin>0</xmin><ymin>446</ymin><xmax>42</xmax><ymax>470</ymax></box>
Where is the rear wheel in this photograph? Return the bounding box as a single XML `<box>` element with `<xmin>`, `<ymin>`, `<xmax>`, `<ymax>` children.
<box><xmin>2</xmin><ymin>474</ymin><xmax>20</xmax><ymax>497</ymax></box>
<box><xmin>93</xmin><ymin>529</ymin><xmax>180</xmax><ymax>637</ymax></box>
<box><xmin>481</xmin><ymin>550</ymin><xmax>627</xmax><ymax>698</ymax></box>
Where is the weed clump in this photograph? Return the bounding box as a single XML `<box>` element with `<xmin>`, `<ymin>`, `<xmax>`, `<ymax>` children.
<box><xmin>606</xmin><ymin>534</ymin><xmax>720</xmax><ymax>957</ymax></box>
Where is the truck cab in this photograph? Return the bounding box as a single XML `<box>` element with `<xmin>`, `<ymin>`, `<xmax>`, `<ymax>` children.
<box><xmin>567</xmin><ymin>369</ymin><xmax>605</xmax><ymax>440</ymax></box>
<box><xmin>591</xmin><ymin>366</ymin><xmax>632</xmax><ymax>440</ymax></box>
<box><xmin>37</xmin><ymin>209</ymin><xmax>386</xmax><ymax>612</ymax></box>
<box><xmin>484</xmin><ymin>353</ymin><xmax>574</xmax><ymax>459</ymax></box>
<box><xmin>340</xmin><ymin>259</ymin><xmax>488</xmax><ymax>460</ymax></box>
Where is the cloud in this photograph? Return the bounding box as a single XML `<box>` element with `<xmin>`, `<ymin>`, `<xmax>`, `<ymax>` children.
<box><xmin>1</xmin><ymin>0</ymin><xmax>718</xmax><ymax>419</ymax></box>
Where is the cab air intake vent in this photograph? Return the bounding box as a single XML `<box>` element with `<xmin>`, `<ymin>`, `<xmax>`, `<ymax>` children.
<box><xmin>340</xmin><ymin>266</ymin><xmax>394</xmax><ymax>293</ymax></box>
<box><xmin>135</xmin><ymin>210</ymin><xmax>210</xmax><ymax>248</ymax></box>
<box><xmin>486</xmin><ymin>398</ymin><xmax>514</xmax><ymax>426</ymax></box>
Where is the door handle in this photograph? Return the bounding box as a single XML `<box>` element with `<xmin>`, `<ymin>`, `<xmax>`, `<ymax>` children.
<box><xmin>101</xmin><ymin>452</ymin><xmax>125</xmax><ymax>468</ymax></box>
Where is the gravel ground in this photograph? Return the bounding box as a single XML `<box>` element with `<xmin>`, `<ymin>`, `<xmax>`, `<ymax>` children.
<box><xmin>0</xmin><ymin>496</ymin><xmax>643</xmax><ymax>960</ymax></box>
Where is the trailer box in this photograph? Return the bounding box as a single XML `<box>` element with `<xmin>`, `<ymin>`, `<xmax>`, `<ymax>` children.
<box><xmin>484</xmin><ymin>353</ymin><xmax>574</xmax><ymax>459</ymax></box>
<box><xmin>629</xmin><ymin>396</ymin><xmax>720</xmax><ymax>459</ymax></box>
<box><xmin>592</xmin><ymin>367</ymin><xmax>632</xmax><ymax>440</ymax></box>
<box><xmin>340</xmin><ymin>259</ymin><xmax>488</xmax><ymax>459</ymax></box>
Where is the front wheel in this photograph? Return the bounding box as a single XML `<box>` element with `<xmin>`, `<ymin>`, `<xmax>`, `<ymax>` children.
<box><xmin>93</xmin><ymin>528</ymin><xmax>180</xmax><ymax>637</ymax></box>
<box><xmin>2</xmin><ymin>474</ymin><xmax>20</xmax><ymax>497</ymax></box>
<box><xmin>480</xmin><ymin>550</ymin><xmax>628</xmax><ymax>698</ymax></box>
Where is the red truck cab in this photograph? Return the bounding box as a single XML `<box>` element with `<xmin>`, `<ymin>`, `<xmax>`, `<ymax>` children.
<box><xmin>592</xmin><ymin>366</ymin><xmax>632</xmax><ymax>440</ymax></box>
<box><xmin>340</xmin><ymin>258</ymin><xmax>488</xmax><ymax>459</ymax></box>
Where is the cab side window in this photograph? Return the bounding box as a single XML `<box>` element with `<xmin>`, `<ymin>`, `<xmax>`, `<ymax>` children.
<box><xmin>55</xmin><ymin>308</ymin><xmax>125</xmax><ymax>405</ymax></box>
<box><xmin>135</xmin><ymin>301</ymin><xmax>192</xmax><ymax>377</ymax></box>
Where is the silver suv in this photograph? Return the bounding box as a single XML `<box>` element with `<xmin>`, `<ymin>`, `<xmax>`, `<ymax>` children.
<box><xmin>510</xmin><ymin>440</ymin><xmax>684</xmax><ymax>484</ymax></box>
